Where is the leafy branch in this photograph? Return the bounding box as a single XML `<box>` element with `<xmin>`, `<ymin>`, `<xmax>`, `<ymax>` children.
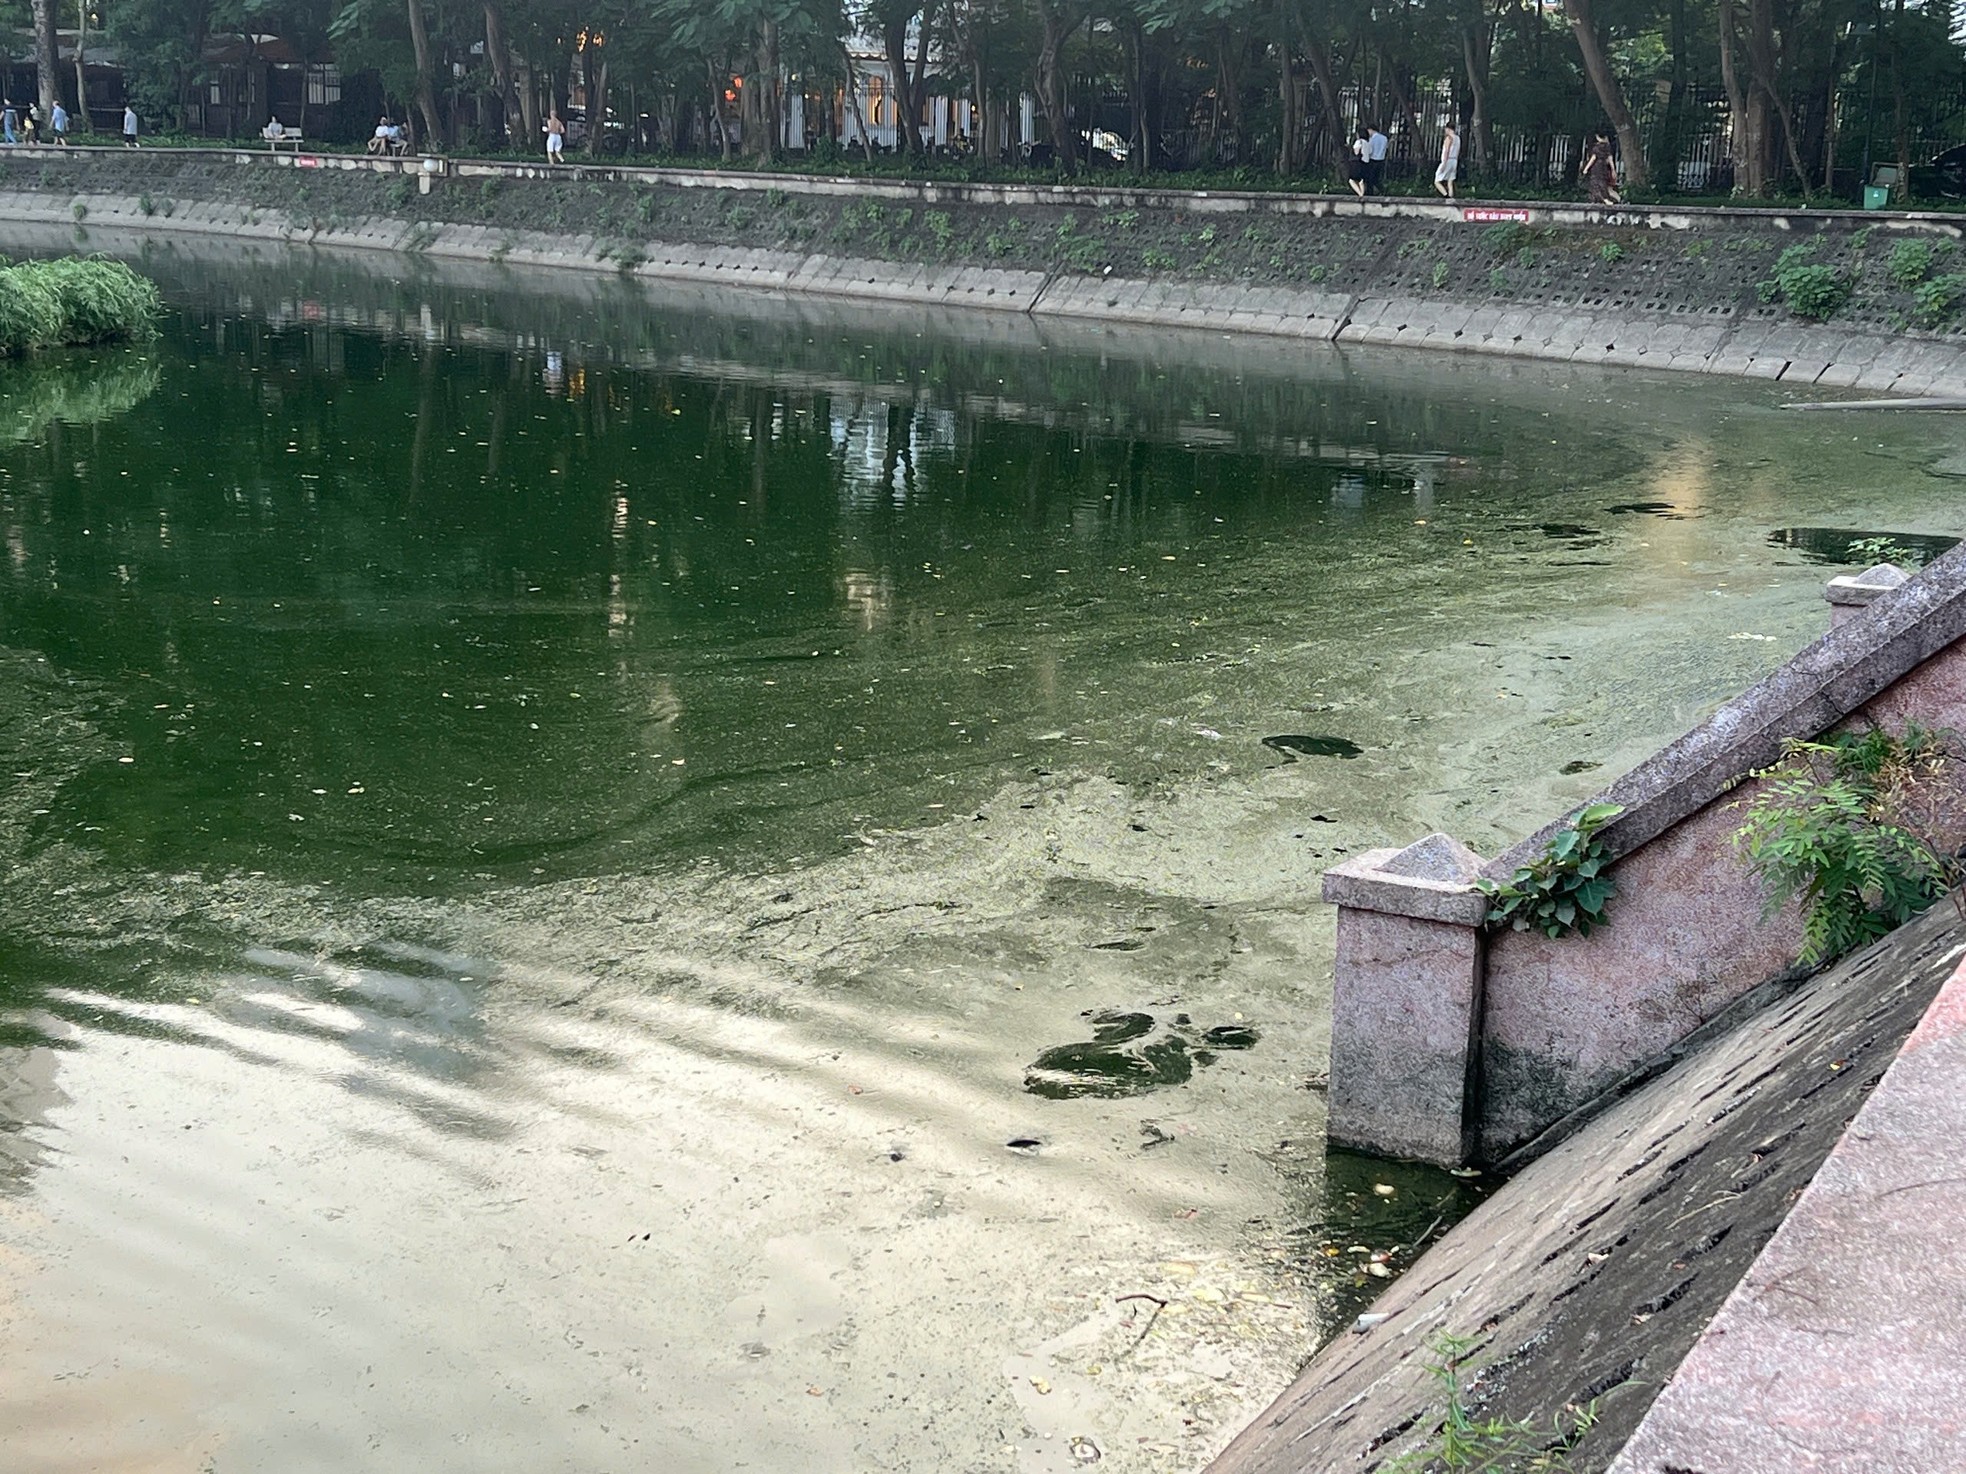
<box><xmin>1474</xmin><ymin>803</ymin><xmax>1624</xmax><ymax>939</ymax></box>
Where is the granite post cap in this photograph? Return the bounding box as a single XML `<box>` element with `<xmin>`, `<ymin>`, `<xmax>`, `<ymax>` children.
<box><xmin>1321</xmin><ymin>832</ymin><xmax>1490</xmax><ymax>925</ymax></box>
<box><xmin>1824</xmin><ymin>562</ymin><xmax>1911</xmax><ymax>608</ymax></box>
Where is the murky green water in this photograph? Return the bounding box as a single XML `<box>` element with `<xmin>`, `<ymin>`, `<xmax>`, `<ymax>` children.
<box><xmin>2</xmin><ymin>234</ymin><xmax>1963</xmax><ymax>1473</ymax></box>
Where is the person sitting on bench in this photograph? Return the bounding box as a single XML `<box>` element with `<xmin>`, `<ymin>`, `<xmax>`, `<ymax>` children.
<box><xmin>367</xmin><ymin>116</ymin><xmax>397</xmax><ymax>155</ymax></box>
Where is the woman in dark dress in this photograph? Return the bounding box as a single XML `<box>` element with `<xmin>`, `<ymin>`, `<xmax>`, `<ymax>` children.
<box><xmin>1582</xmin><ymin>132</ymin><xmax>1620</xmax><ymax>205</ymax></box>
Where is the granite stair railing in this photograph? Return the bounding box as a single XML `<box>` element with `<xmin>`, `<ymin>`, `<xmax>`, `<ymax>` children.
<box><xmin>1323</xmin><ymin>552</ymin><xmax>1966</xmax><ymax>1166</ymax></box>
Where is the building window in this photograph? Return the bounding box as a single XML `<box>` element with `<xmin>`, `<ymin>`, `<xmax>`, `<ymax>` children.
<box><xmin>306</xmin><ymin>65</ymin><xmax>341</xmax><ymax>107</ymax></box>
<box><xmin>209</xmin><ymin>79</ymin><xmax>223</xmax><ymax>106</ymax></box>
<box><xmin>866</xmin><ymin>76</ymin><xmax>885</xmax><ymax>128</ymax></box>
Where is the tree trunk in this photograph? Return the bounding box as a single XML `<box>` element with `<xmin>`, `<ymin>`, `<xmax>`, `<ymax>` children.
<box><xmin>1032</xmin><ymin>0</ymin><xmax>1078</xmax><ymax>170</ymax></box>
<box><xmin>882</xmin><ymin>15</ymin><xmax>916</xmax><ymax>156</ymax></box>
<box><xmin>1718</xmin><ymin>0</ymin><xmax>1761</xmax><ymax>193</ymax></box>
<box><xmin>759</xmin><ymin>18</ymin><xmax>780</xmax><ymax>160</ymax></box>
<box><xmin>911</xmin><ymin>6</ymin><xmax>934</xmax><ymax>153</ymax></box>
<box><xmin>72</xmin><ymin>0</ymin><xmax>89</xmax><ymax>131</ymax></box>
<box><xmin>1274</xmin><ymin>27</ymin><xmax>1298</xmax><ymax>175</ymax></box>
<box><xmin>1563</xmin><ymin>0</ymin><xmax>1648</xmax><ymax>189</ymax></box>
<box><xmin>586</xmin><ymin>55</ymin><xmax>609</xmax><ymax>157</ymax></box>
<box><xmin>1462</xmin><ymin>23</ymin><xmax>1492</xmax><ymax>172</ymax></box>
<box><xmin>485</xmin><ymin>3</ymin><xmax>522</xmax><ymax>148</ymax></box>
<box><xmin>1891</xmin><ymin>0</ymin><xmax>1909</xmax><ymax>200</ymax></box>
<box><xmin>839</xmin><ymin>44</ymin><xmax>875</xmax><ymax>162</ymax></box>
<box><xmin>1302</xmin><ymin>39</ymin><xmax>1348</xmax><ymax>173</ymax></box>
<box><xmin>31</xmin><ymin>0</ymin><xmax>57</xmax><ymax>116</ymax></box>
<box><xmin>1660</xmin><ymin>0</ymin><xmax>1687</xmax><ymax>187</ymax></box>
<box><xmin>708</xmin><ymin>61</ymin><xmax>732</xmax><ymax>160</ymax></box>
<box><xmin>406</xmin><ymin>0</ymin><xmax>442</xmax><ymax>149</ymax></box>
<box><xmin>1746</xmin><ymin>0</ymin><xmax>1809</xmax><ymax>195</ymax></box>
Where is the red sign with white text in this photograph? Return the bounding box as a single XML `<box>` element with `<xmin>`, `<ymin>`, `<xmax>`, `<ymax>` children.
<box><xmin>1461</xmin><ymin>207</ymin><xmax>1531</xmax><ymax>223</ymax></box>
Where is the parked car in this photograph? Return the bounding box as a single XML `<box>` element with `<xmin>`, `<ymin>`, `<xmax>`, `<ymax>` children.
<box><xmin>1909</xmin><ymin>144</ymin><xmax>1966</xmax><ymax>200</ymax></box>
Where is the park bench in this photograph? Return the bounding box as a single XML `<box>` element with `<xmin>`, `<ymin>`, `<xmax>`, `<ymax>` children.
<box><xmin>264</xmin><ymin>130</ymin><xmax>304</xmax><ymax>152</ymax></box>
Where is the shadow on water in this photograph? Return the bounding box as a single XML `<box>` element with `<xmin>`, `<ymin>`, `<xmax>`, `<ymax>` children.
<box><xmin>1292</xmin><ymin>1150</ymin><xmax>1497</xmax><ymax>1337</ymax></box>
<box><xmin>1767</xmin><ymin>526</ymin><xmax>1961</xmax><ymax>566</ymax></box>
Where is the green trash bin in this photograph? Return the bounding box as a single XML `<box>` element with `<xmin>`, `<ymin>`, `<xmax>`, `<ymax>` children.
<box><xmin>1864</xmin><ymin>184</ymin><xmax>1891</xmax><ymax>210</ymax></box>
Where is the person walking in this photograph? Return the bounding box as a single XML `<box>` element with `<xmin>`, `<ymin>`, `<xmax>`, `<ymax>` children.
<box><xmin>1581</xmin><ymin>131</ymin><xmax>1621</xmax><ymax>205</ymax></box>
<box><xmin>1366</xmin><ymin>122</ymin><xmax>1388</xmax><ymax>193</ymax></box>
<box><xmin>49</xmin><ymin>100</ymin><xmax>68</xmax><ymax>146</ymax></box>
<box><xmin>545</xmin><ymin>110</ymin><xmax>566</xmax><ymax>164</ymax></box>
<box><xmin>1434</xmin><ymin>119</ymin><xmax>1461</xmax><ymax>199</ymax></box>
<box><xmin>1347</xmin><ymin>124</ymin><xmax>1372</xmax><ymax>198</ymax></box>
<box><xmin>123</xmin><ymin>105</ymin><xmax>138</xmax><ymax>148</ymax></box>
<box><xmin>2</xmin><ymin>101</ymin><xmax>16</xmax><ymax>146</ymax></box>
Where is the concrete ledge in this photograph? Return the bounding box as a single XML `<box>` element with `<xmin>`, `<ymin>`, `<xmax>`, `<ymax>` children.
<box><xmin>1609</xmin><ymin>948</ymin><xmax>1966</xmax><ymax>1474</ymax></box>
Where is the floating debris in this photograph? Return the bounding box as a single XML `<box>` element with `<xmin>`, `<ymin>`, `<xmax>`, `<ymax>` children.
<box><xmin>1262</xmin><ymin>734</ymin><xmax>1364</xmax><ymax>761</ymax></box>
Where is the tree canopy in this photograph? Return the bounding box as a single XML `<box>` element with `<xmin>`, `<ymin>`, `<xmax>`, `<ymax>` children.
<box><xmin>28</xmin><ymin>0</ymin><xmax>1966</xmax><ymax>197</ymax></box>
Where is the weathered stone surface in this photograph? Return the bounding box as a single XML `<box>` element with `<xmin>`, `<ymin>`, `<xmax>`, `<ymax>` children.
<box><xmin>1825</xmin><ymin>560</ymin><xmax>1911</xmax><ymax>626</ymax></box>
<box><xmin>1323</xmin><ymin>833</ymin><xmax>1487</xmax><ymax>921</ymax></box>
<box><xmin>1610</xmin><ymin>946</ymin><xmax>1966</xmax><ymax>1474</ymax></box>
<box><xmin>1327</xmin><ymin>906</ymin><xmax>1483</xmax><ymax>1165</ymax></box>
<box><xmin>1209</xmin><ymin>906</ymin><xmax>1966</xmax><ymax>1474</ymax></box>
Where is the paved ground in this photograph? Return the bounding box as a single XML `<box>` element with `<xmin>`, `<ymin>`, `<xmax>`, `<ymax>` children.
<box><xmin>1610</xmin><ymin>943</ymin><xmax>1966</xmax><ymax>1473</ymax></box>
<box><xmin>1206</xmin><ymin>904</ymin><xmax>1966</xmax><ymax>1474</ymax></box>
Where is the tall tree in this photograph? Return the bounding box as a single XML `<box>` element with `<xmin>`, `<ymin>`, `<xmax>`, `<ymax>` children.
<box><xmin>1563</xmin><ymin>0</ymin><xmax>1648</xmax><ymax>189</ymax></box>
<box><xmin>31</xmin><ymin>0</ymin><xmax>59</xmax><ymax>115</ymax></box>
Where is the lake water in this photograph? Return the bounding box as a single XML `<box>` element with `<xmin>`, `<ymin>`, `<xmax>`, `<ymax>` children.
<box><xmin>1</xmin><ymin>234</ymin><xmax>1961</xmax><ymax>1473</ymax></box>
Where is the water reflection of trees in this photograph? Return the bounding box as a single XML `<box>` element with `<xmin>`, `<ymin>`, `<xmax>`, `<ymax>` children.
<box><xmin>0</xmin><ymin>350</ymin><xmax>161</xmax><ymax>446</ymax></box>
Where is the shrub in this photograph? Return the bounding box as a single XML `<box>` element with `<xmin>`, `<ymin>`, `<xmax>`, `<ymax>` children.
<box><xmin>1889</xmin><ymin>238</ymin><xmax>1935</xmax><ymax>289</ymax></box>
<box><xmin>1913</xmin><ymin>273</ymin><xmax>1966</xmax><ymax>329</ymax></box>
<box><xmin>1734</xmin><ymin>724</ymin><xmax>1963</xmax><ymax>965</ymax></box>
<box><xmin>0</xmin><ymin>258</ymin><xmax>160</xmax><ymax>353</ymax></box>
<box><xmin>1758</xmin><ymin>242</ymin><xmax>1852</xmax><ymax>321</ymax></box>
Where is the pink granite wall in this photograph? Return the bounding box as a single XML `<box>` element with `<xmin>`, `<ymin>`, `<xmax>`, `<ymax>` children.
<box><xmin>1476</xmin><ymin>630</ymin><xmax>1966</xmax><ymax>1159</ymax></box>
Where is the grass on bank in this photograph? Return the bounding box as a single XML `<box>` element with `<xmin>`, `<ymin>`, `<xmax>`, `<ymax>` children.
<box><xmin>0</xmin><ymin>256</ymin><xmax>161</xmax><ymax>354</ymax></box>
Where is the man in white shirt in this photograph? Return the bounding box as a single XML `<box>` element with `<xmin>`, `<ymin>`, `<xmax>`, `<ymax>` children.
<box><xmin>1367</xmin><ymin>124</ymin><xmax>1388</xmax><ymax>193</ymax></box>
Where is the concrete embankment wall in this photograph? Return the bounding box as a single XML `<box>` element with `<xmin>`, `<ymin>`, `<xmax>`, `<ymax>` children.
<box><xmin>8</xmin><ymin>146</ymin><xmax>1966</xmax><ymax>391</ymax></box>
<box><xmin>1208</xmin><ymin>904</ymin><xmax>1966</xmax><ymax>1474</ymax></box>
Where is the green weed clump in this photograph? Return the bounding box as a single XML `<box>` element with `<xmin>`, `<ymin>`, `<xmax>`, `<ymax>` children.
<box><xmin>1889</xmin><ymin>238</ymin><xmax>1935</xmax><ymax>289</ymax></box>
<box><xmin>1734</xmin><ymin>723</ymin><xmax>1963</xmax><ymax>964</ymax></box>
<box><xmin>1757</xmin><ymin>241</ymin><xmax>1851</xmax><ymax>321</ymax></box>
<box><xmin>0</xmin><ymin>257</ymin><xmax>162</xmax><ymax>355</ymax></box>
<box><xmin>1913</xmin><ymin>272</ymin><xmax>1966</xmax><ymax>329</ymax></box>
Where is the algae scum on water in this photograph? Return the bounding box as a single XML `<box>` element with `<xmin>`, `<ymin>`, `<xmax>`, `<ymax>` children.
<box><xmin>0</xmin><ymin>240</ymin><xmax>1962</xmax><ymax>1473</ymax></box>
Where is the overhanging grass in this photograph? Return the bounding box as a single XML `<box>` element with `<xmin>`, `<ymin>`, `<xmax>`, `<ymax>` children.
<box><xmin>0</xmin><ymin>257</ymin><xmax>162</xmax><ymax>355</ymax></box>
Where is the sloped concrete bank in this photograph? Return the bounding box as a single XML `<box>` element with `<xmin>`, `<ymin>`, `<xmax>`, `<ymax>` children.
<box><xmin>1209</xmin><ymin>904</ymin><xmax>1966</xmax><ymax>1474</ymax></box>
<box><xmin>8</xmin><ymin>146</ymin><xmax>1966</xmax><ymax>392</ymax></box>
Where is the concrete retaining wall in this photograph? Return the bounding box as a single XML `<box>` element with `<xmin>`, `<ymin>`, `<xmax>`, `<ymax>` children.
<box><xmin>9</xmin><ymin>146</ymin><xmax>1966</xmax><ymax>392</ymax></box>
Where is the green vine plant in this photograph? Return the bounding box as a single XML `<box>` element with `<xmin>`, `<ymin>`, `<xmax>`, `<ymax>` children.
<box><xmin>1734</xmin><ymin>723</ymin><xmax>1965</xmax><ymax>965</ymax></box>
<box><xmin>1843</xmin><ymin>535</ymin><xmax>1918</xmax><ymax>567</ymax></box>
<box><xmin>1383</xmin><ymin>1331</ymin><xmax>1600</xmax><ymax>1473</ymax></box>
<box><xmin>1475</xmin><ymin>803</ymin><xmax>1624</xmax><ymax>939</ymax></box>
